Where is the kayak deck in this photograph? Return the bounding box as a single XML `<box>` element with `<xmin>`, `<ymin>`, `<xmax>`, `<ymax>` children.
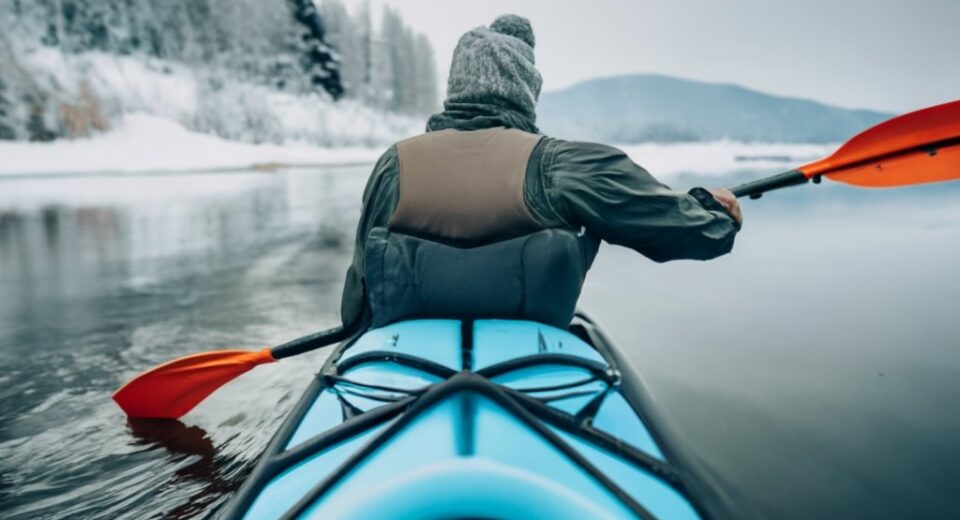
<box><xmin>225</xmin><ymin>316</ymin><xmax>704</xmax><ymax>519</ymax></box>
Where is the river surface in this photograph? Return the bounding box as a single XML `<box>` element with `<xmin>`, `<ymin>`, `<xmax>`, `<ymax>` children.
<box><xmin>1</xmin><ymin>164</ymin><xmax>958</xmax><ymax>519</ymax></box>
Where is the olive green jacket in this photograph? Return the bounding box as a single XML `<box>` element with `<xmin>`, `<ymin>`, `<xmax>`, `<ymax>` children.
<box><xmin>340</xmin><ymin>135</ymin><xmax>740</xmax><ymax>330</ymax></box>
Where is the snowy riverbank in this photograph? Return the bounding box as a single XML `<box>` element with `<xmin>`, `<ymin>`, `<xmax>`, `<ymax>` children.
<box><xmin>0</xmin><ymin>113</ymin><xmax>385</xmax><ymax>178</ymax></box>
<box><xmin>0</xmin><ymin>112</ymin><xmax>835</xmax><ymax>180</ymax></box>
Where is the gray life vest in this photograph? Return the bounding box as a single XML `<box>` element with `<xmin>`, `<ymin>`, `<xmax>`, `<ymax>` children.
<box><xmin>364</xmin><ymin>127</ymin><xmax>600</xmax><ymax>328</ymax></box>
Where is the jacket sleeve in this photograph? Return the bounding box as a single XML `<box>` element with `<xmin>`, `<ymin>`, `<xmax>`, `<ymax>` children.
<box><xmin>340</xmin><ymin>147</ymin><xmax>399</xmax><ymax>330</ymax></box>
<box><xmin>540</xmin><ymin>139</ymin><xmax>740</xmax><ymax>263</ymax></box>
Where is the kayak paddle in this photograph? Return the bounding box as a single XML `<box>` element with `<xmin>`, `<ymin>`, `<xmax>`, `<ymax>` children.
<box><xmin>115</xmin><ymin>100</ymin><xmax>959</xmax><ymax>419</ymax></box>
<box><xmin>730</xmin><ymin>99</ymin><xmax>960</xmax><ymax>199</ymax></box>
<box><xmin>113</xmin><ymin>325</ymin><xmax>354</xmax><ymax>419</ymax></box>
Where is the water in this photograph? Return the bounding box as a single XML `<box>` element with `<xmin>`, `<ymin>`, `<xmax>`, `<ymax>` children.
<box><xmin>1</xmin><ymin>166</ymin><xmax>959</xmax><ymax>519</ymax></box>
<box><xmin>0</xmin><ymin>168</ymin><xmax>364</xmax><ymax>518</ymax></box>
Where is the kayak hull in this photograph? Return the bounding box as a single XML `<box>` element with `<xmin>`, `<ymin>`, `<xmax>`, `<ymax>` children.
<box><xmin>223</xmin><ymin>315</ymin><xmax>705</xmax><ymax>519</ymax></box>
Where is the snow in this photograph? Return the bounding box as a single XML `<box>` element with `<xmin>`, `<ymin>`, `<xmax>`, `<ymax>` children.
<box><xmin>14</xmin><ymin>50</ymin><xmax>423</xmax><ymax>147</ymax></box>
<box><xmin>25</xmin><ymin>48</ymin><xmax>199</xmax><ymax>122</ymax></box>
<box><xmin>0</xmin><ymin>113</ymin><xmax>383</xmax><ymax>177</ymax></box>
<box><xmin>0</xmin><ymin>112</ymin><xmax>834</xmax><ymax>179</ymax></box>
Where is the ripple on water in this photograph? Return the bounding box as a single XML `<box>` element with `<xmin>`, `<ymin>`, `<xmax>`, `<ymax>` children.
<box><xmin>1</xmin><ymin>167</ymin><xmax>362</xmax><ymax>518</ymax></box>
<box><xmin>1</xmin><ymin>351</ymin><xmax>330</xmax><ymax>519</ymax></box>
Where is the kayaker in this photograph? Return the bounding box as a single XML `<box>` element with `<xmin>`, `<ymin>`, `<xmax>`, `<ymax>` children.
<box><xmin>340</xmin><ymin>14</ymin><xmax>742</xmax><ymax>331</ymax></box>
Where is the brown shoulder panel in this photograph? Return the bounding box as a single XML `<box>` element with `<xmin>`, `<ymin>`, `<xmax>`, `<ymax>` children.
<box><xmin>390</xmin><ymin>128</ymin><xmax>543</xmax><ymax>244</ymax></box>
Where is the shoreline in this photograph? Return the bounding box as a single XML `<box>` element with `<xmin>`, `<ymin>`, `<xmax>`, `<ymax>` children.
<box><xmin>0</xmin><ymin>113</ymin><xmax>385</xmax><ymax>179</ymax></box>
<box><xmin>0</xmin><ymin>112</ymin><xmax>836</xmax><ymax>182</ymax></box>
<box><xmin>0</xmin><ymin>160</ymin><xmax>378</xmax><ymax>182</ymax></box>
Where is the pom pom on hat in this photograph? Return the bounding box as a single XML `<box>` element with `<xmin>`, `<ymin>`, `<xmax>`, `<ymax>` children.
<box><xmin>490</xmin><ymin>14</ymin><xmax>535</xmax><ymax>49</ymax></box>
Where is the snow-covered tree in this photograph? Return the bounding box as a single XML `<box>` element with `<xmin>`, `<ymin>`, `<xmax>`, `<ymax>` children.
<box><xmin>356</xmin><ymin>1</ymin><xmax>374</xmax><ymax>94</ymax></box>
<box><xmin>412</xmin><ymin>34</ymin><xmax>439</xmax><ymax>115</ymax></box>
<box><xmin>0</xmin><ymin>0</ymin><xmax>437</xmax><ymax>141</ymax></box>
<box><xmin>320</xmin><ymin>0</ymin><xmax>364</xmax><ymax>98</ymax></box>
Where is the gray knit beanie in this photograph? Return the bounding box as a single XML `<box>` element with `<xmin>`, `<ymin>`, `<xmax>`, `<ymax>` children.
<box><xmin>427</xmin><ymin>14</ymin><xmax>541</xmax><ymax>133</ymax></box>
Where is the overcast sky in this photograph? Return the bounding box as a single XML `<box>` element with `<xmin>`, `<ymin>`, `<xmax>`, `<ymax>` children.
<box><xmin>342</xmin><ymin>0</ymin><xmax>959</xmax><ymax>113</ymax></box>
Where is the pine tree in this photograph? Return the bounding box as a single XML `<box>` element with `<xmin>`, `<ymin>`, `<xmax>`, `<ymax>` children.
<box><xmin>379</xmin><ymin>8</ymin><xmax>408</xmax><ymax>112</ymax></box>
<box><xmin>320</xmin><ymin>0</ymin><xmax>364</xmax><ymax>98</ymax></box>
<box><xmin>412</xmin><ymin>34</ymin><xmax>439</xmax><ymax>115</ymax></box>
<box><xmin>287</xmin><ymin>0</ymin><xmax>343</xmax><ymax>99</ymax></box>
<box><xmin>356</xmin><ymin>0</ymin><xmax>373</xmax><ymax>94</ymax></box>
<box><xmin>0</xmin><ymin>0</ymin><xmax>439</xmax><ymax>141</ymax></box>
<box><xmin>369</xmin><ymin>11</ymin><xmax>393</xmax><ymax>110</ymax></box>
<box><xmin>0</xmin><ymin>53</ymin><xmax>17</xmax><ymax>140</ymax></box>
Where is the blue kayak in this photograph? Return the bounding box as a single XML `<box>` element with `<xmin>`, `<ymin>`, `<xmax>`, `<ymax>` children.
<box><xmin>223</xmin><ymin>314</ymin><xmax>705</xmax><ymax>519</ymax></box>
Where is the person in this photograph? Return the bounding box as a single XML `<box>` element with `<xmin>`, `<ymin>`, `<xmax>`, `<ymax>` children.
<box><xmin>339</xmin><ymin>14</ymin><xmax>742</xmax><ymax>332</ymax></box>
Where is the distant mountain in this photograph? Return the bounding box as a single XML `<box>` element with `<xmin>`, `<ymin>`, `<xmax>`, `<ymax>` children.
<box><xmin>537</xmin><ymin>74</ymin><xmax>891</xmax><ymax>143</ymax></box>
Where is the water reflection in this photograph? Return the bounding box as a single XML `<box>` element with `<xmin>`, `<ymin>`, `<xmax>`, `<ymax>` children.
<box><xmin>126</xmin><ymin>419</ymin><xmax>241</xmax><ymax>519</ymax></box>
<box><xmin>0</xmin><ymin>168</ymin><xmax>366</xmax><ymax>519</ymax></box>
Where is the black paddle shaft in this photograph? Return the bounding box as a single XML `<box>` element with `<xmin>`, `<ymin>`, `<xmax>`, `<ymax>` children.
<box><xmin>729</xmin><ymin>169</ymin><xmax>812</xmax><ymax>199</ymax></box>
<box><xmin>270</xmin><ymin>325</ymin><xmax>353</xmax><ymax>360</ymax></box>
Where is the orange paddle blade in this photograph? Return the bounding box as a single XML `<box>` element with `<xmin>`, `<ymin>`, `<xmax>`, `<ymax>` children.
<box><xmin>824</xmin><ymin>139</ymin><xmax>960</xmax><ymax>187</ymax></box>
<box><xmin>113</xmin><ymin>348</ymin><xmax>276</xmax><ymax>419</ymax></box>
<box><xmin>800</xmin><ymin>99</ymin><xmax>960</xmax><ymax>186</ymax></box>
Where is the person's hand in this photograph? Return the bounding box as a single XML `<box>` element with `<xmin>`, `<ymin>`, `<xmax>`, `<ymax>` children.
<box><xmin>705</xmin><ymin>188</ymin><xmax>742</xmax><ymax>225</ymax></box>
